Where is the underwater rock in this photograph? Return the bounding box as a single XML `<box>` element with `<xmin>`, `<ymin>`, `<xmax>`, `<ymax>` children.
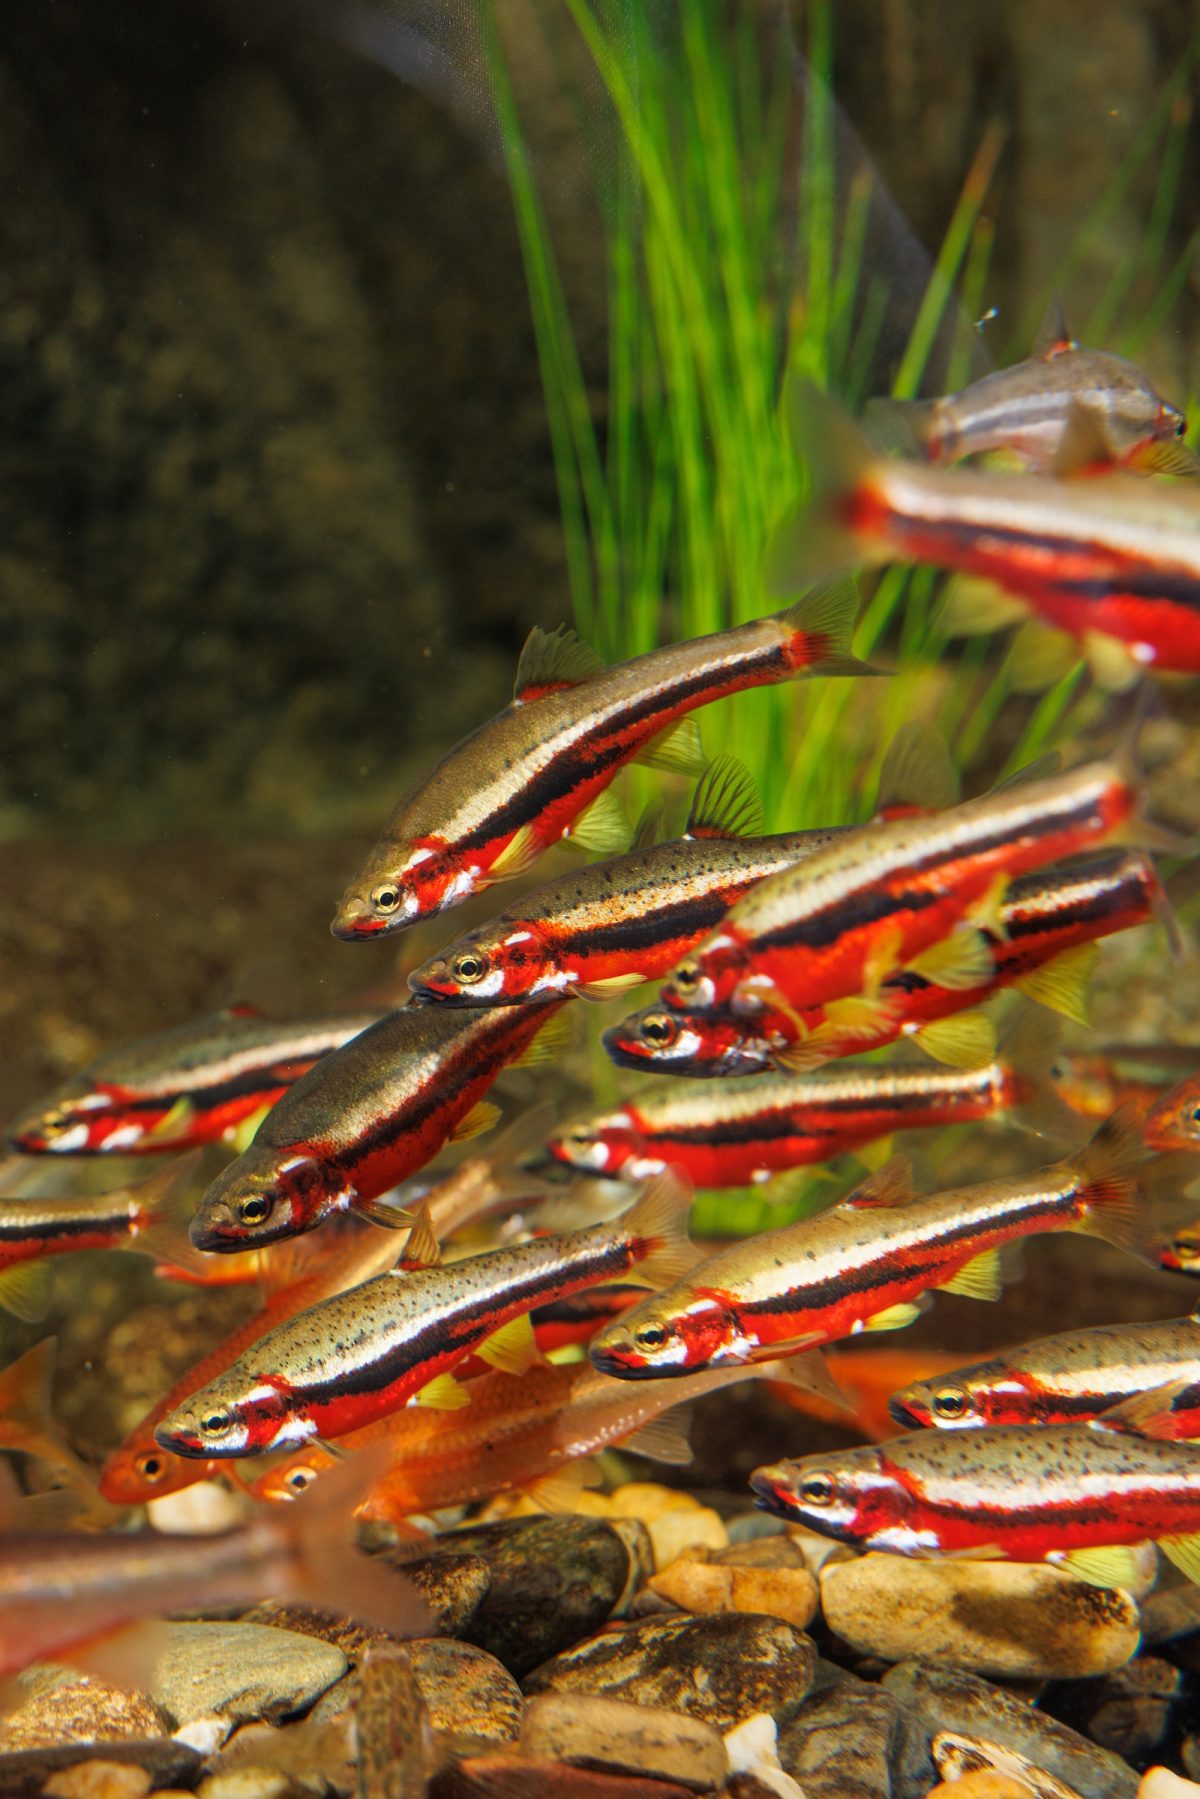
<box><xmin>647</xmin><ymin>1558</ymin><xmax>819</xmax><ymax>1631</ymax></box>
<box><xmin>392</xmin><ymin>1515</ymin><xmax>649</xmax><ymax>1677</ymax></box>
<box><xmin>1139</xmin><ymin>1583</ymin><xmax>1200</xmax><ymax>1648</ymax></box>
<box><xmin>931</xmin><ymin>1729</ymin><xmax>1087</xmax><ymax>1798</ymax></box>
<box><xmin>604</xmin><ymin>1484</ymin><xmax>729</xmax><ymax>1570</ymax></box>
<box><xmin>196</xmin><ymin>1774</ymin><xmax>297</xmax><ymax>1799</ymax></box>
<box><xmin>523</xmin><ymin>1612</ymin><xmax>817</xmax><ymax>1733</ymax></box>
<box><xmin>0</xmin><ymin>1675</ymin><xmax>171</xmax><ymax>1753</ymax></box>
<box><xmin>925</xmin><ymin>1777</ymin><xmax>1043</xmax><ymax>1799</ymax></box>
<box><xmin>402</xmin><ymin>1554</ymin><xmax>493</xmax><ymax>1637</ymax></box>
<box><xmin>822</xmin><ymin>1555</ymin><xmax>1140</xmax><ymax>1679</ymax></box>
<box><xmin>0</xmin><ymin>1742</ymin><xmax>201</xmax><ymax>1799</ymax></box>
<box><xmin>405</xmin><ymin>1638</ymin><xmax>523</xmax><ymax>1744</ymax></box>
<box><xmin>1137</xmin><ymin>1774</ymin><xmax>1200</xmax><ymax>1799</ymax></box>
<box><xmin>1042</xmin><ymin>1657</ymin><xmax>1185</xmax><ymax>1770</ymax></box>
<box><xmin>40</xmin><ymin>1765</ymin><xmax>152</xmax><ymax>1799</ymax></box>
<box><xmin>882</xmin><ymin>1660</ymin><xmax>1140</xmax><ymax>1799</ymax></box>
<box><xmin>776</xmin><ymin>1681</ymin><xmax>901</xmax><ymax>1797</ymax></box>
<box><xmin>428</xmin><ymin>1757</ymin><xmax>698</xmax><ymax>1799</ymax></box>
<box><xmin>150</xmin><ymin>1623</ymin><xmax>347</xmax><ymax>1728</ymax></box>
<box><xmin>519</xmin><ymin>1693</ymin><xmax>727</xmax><ymax>1792</ymax></box>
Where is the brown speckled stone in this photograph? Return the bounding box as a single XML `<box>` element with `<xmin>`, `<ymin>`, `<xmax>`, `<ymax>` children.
<box><xmin>523</xmin><ymin>1612</ymin><xmax>817</xmax><ymax>1732</ymax></box>
<box><xmin>0</xmin><ymin>1676</ymin><xmax>171</xmax><ymax>1753</ymax></box>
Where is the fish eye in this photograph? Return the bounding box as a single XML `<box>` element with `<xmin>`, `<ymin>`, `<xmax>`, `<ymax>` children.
<box><xmin>40</xmin><ymin>1111</ymin><xmax>70</xmax><ymax>1137</ymax></box>
<box><xmin>641</xmin><ymin>1013</ymin><xmax>678</xmax><ymax>1047</ymax></box>
<box><xmin>135</xmin><ymin>1453</ymin><xmax>165</xmax><ymax>1482</ymax></box>
<box><xmin>201</xmin><ymin>1410</ymin><xmax>234</xmax><ymax>1439</ymax></box>
<box><xmin>453</xmin><ymin>953</ymin><xmax>486</xmax><ymax>984</ymax></box>
<box><xmin>931</xmin><ymin>1386</ymin><xmax>970</xmax><ymax>1420</ymax></box>
<box><xmin>237</xmin><ymin>1194</ymin><xmax>272</xmax><ymax>1227</ymax></box>
<box><xmin>371</xmin><ymin>886</ymin><xmax>401</xmax><ymax>913</ymax></box>
<box><xmin>287</xmin><ymin>1468</ymin><xmax>316</xmax><ymax>1495</ymax></box>
<box><xmin>800</xmin><ymin>1471</ymin><xmax>836</xmax><ymax>1506</ymax></box>
<box><xmin>673</xmin><ymin>962</ymin><xmax>700</xmax><ymax>991</ymax></box>
<box><xmin>566</xmin><ymin>1129</ymin><xmax>594</xmax><ymax>1146</ymax></box>
<box><xmin>1177</xmin><ymin>417</ymin><xmax>1188</xmax><ymax>439</ymax></box>
<box><xmin>633</xmin><ymin>1321</ymin><xmax>669</xmax><ymax>1350</ymax></box>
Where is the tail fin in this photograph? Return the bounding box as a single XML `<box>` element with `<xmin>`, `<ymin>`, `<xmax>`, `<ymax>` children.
<box><xmin>621</xmin><ymin>1170</ymin><xmax>699</xmax><ymax>1288</ymax></box>
<box><xmin>130</xmin><ymin>1150</ymin><xmax>216</xmax><ymax>1281</ymax></box>
<box><xmin>776</xmin><ymin>578</ymin><xmax>880</xmax><ymax>680</ymax></box>
<box><xmin>284</xmin><ymin>1442</ymin><xmax>431</xmax><ymax>1638</ymax></box>
<box><xmin>1096</xmin><ymin>1376</ymin><xmax>1200</xmax><ymax>1442</ymax></box>
<box><xmin>0</xmin><ymin>1338</ymin><xmax>84</xmax><ymax>1476</ymax></box>
<box><xmin>767</xmin><ymin>380</ymin><xmax>889</xmax><ymax>594</ymax></box>
<box><xmin>863</xmin><ymin>395</ymin><xmax>937</xmax><ymax>460</ymax></box>
<box><xmin>1067</xmin><ymin>1105</ymin><xmax>1150</xmax><ymax>1259</ymax></box>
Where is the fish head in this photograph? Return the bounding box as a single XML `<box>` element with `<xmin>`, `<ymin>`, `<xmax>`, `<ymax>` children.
<box><xmin>154</xmin><ymin>1373</ymin><xmax>300</xmax><ymax>1459</ymax></box>
<box><xmin>889</xmin><ymin>1372</ymin><xmax>992</xmax><ymax>1430</ymax></box>
<box><xmin>1155</xmin><ymin>398</ymin><xmax>1189</xmax><ymax>443</ymax></box>
<box><xmin>589</xmin><ymin>1289</ymin><xmax>739</xmax><ymax>1377</ymax></box>
<box><xmin>602</xmin><ymin>1008</ymin><xmax>714</xmax><ymax>1073</ymax></box>
<box><xmin>409</xmin><ymin>922</ymin><xmax>554</xmax><ymax>1005</ymax></box>
<box><xmin>1155</xmin><ymin>1222</ymin><xmax>1200</xmax><ymax>1277</ymax></box>
<box><xmin>332</xmin><ymin>837</ymin><xmax>467</xmax><ymax>941</ymax></box>
<box><xmin>253</xmin><ymin>1453</ymin><xmax>329</xmax><ymax>1503</ymax></box>
<box><xmin>544</xmin><ymin>1110</ymin><xmax>646</xmax><ymax>1179</ymax></box>
<box><xmin>750</xmin><ymin>1444</ymin><xmax>901</xmax><ymax>1545</ymax></box>
<box><xmin>7</xmin><ymin>1085</ymin><xmax>133</xmax><ymax>1155</ymax></box>
<box><xmin>98</xmin><ymin>1436</ymin><xmax>203</xmax><ymax>1506</ymax></box>
<box><xmin>189</xmin><ymin>1151</ymin><xmax>342</xmax><ymax>1252</ymax></box>
<box><xmin>660</xmin><ymin>933</ymin><xmax>744</xmax><ymax>1014</ymax></box>
<box><xmin>1143</xmin><ymin>1080</ymin><xmax>1200</xmax><ymax>1151</ymax></box>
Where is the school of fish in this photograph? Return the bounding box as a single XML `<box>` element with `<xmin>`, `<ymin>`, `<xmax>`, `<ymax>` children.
<box><xmin>6</xmin><ymin>311</ymin><xmax>1200</xmax><ymax>1688</ymax></box>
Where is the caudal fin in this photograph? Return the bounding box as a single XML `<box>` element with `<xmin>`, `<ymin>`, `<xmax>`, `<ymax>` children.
<box><xmin>621</xmin><ymin>1169</ymin><xmax>699</xmax><ymax>1288</ymax></box>
<box><xmin>776</xmin><ymin>578</ymin><xmax>881</xmax><ymax>680</ymax></box>
<box><xmin>767</xmin><ymin>380</ymin><xmax>891</xmax><ymax>595</ymax></box>
<box><xmin>1068</xmin><ymin>1105</ymin><xmax>1150</xmax><ymax>1260</ymax></box>
<box><xmin>1096</xmin><ymin>1375</ymin><xmax>1200</xmax><ymax>1442</ymax></box>
<box><xmin>863</xmin><ymin>395</ymin><xmax>937</xmax><ymax>460</ymax></box>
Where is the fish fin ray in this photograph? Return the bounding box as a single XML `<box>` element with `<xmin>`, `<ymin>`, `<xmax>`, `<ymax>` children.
<box><xmin>476</xmin><ymin>1312</ymin><xmax>542</xmax><ymax>1376</ymax></box>
<box><xmin>622</xmin><ymin>1411</ymin><xmax>694</xmax><ymax>1466</ymax></box>
<box><xmin>635</xmin><ymin>718</ymin><xmax>707</xmax><ymax>777</ymax></box>
<box><xmin>573</xmin><ymin>974</ymin><xmax>647</xmax><ymax>1003</ymax></box>
<box><xmin>1014</xmin><ymin>942</ymin><xmax>1098</xmax><ymax>1026</ymax></box>
<box><xmin>1068</xmin><ymin>1104</ymin><xmax>1149</xmax><ymax>1257</ymax></box>
<box><xmin>524</xmin><ymin>1459</ymin><xmax>603</xmax><ymax>1512</ymax></box>
<box><xmin>686</xmin><ymin>755</ymin><xmax>765</xmax><ymax>841</ymax></box>
<box><xmin>940</xmin><ymin>1247</ymin><xmax>1003</xmax><ymax>1302</ymax></box>
<box><xmin>1060</xmin><ymin>1545</ymin><xmax>1145</xmax><ymax>1588</ymax></box>
<box><xmin>841</xmin><ymin>1155</ymin><xmax>916</xmax><ymax>1211</ymax></box>
<box><xmin>938</xmin><ymin>574</ymin><xmax>1030</xmax><ymax>637</ymax></box>
<box><xmin>1033</xmin><ymin>296</ymin><xmax>1077</xmax><ymax>360</ymax></box>
<box><xmin>621</xmin><ymin>1170</ymin><xmax>698</xmax><ymax>1287</ymax></box>
<box><xmin>0</xmin><ymin>1262</ymin><xmax>52</xmax><ymax>1324</ymax></box>
<box><xmin>906</xmin><ymin>928</ymin><xmax>995</xmax><ymax>992</ymax></box>
<box><xmin>414</xmin><ymin>1373</ymin><xmax>470</xmax><ymax>1411</ymax></box>
<box><xmin>1131</xmin><ymin>438</ymin><xmax>1200</xmax><ymax>478</ymax></box>
<box><xmin>875</xmin><ymin>723</ymin><xmax>960</xmax><ymax>816</ymax></box>
<box><xmin>565</xmin><ymin>788</ymin><xmax>632</xmax><ymax>857</ymax></box>
<box><xmin>354</xmin><ymin>1194</ymin><xmax>418</xmax><ymax>1230</ymax></box>
<box><xmin>915</xmin><ymin>1010</ymin><xmax>998</xmax><ymax>1069</ymax></box>
<box><xmin>513</xmin><ymin>625</ymin><xmax>604</xmax><ymax>702</ymax></box>
<box><xmin>450</xmin><ymin>1099</ymin><xmax>503</xmax><ymax>1143</ymax></box>
<box><xmin>1159</xmin><ymin>1533</ymin><xmax>1200</xmax><ymax>1586</ymax></box>
<box><xmin>762</xmin><ymin>1348</ymin><xmax>850</xmax><ymax>1409</ymax></box>
<box><xmin>490</xmin><ymin>823</ymin><xmax>542</xmax><ymax>878</ymax></box>
<box><xmin>397</xmin><ymin>1202</ymin><xmax>442</xmax><ymax>1271</ymax></box>
<box><xmin>862</xmin><ymin>1299</ymin><xmax>926</xmax><ymax>1333</ymax></box>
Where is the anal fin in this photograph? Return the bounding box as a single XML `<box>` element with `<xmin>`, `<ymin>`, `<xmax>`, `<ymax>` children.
<box><xmin>635</xmin><ymin>717</ymin><xmax>707</xmax><ymax>777</ymax></box>
<box><xmin>414</xmin><ymin>1373</ymin><xmax>470</xmax><ymax>1411</ymax></box>
<box><xmin>565</xmin><ymin>788</ymin><xmax>631</xmax><ymax>856</ymax></box>
<box><xmin>915</xmin><ymin>1009</ymin><xmax>997</xmax><ymax>1068</ymax></box>
<box><xmin>939</xmin><ymin>1247</ymin><xmax>1003</xmax><ymax>1302</ymax></box>
<box><xmin>621</xmin><ymin>1409</ymin><xmax>693</xmax><ymax>1466</ymax></box>
<box><xmin>476</xmin><ymin>1311</ymin><xmax>541</xmax><ymax>1376</ymax></box>
<box><xmin>451</xmin><ymin>1099</ymin><xmax>503</xmax><ymax>1143</ymax></box>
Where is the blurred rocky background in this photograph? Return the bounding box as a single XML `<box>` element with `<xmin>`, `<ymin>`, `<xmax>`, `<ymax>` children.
<box><xmin>1</xmin><ymin>0</ymin><xmax>1197</xmax><ymax>1117</ymax></box>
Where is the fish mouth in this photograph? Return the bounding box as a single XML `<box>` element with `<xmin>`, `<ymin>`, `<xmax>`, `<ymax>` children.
<box><xmin>587</xmin><ymin>1342</ymin><xmax>658</xmax><ymax>1379</ymax></box>
<box><xmin>330</xmin><ymin>901</ymin><xmax>394</xmax><ymax>942</ymax></box>
<box><xmin>749</xmin><ymin>1466</ymin><xmax>795</xmax><ymax>1515</ymax></box>
<box><xmin>886</xmin><ymin>1394</ymin><xmax>926</xmax><ymax>1429</ymax></box>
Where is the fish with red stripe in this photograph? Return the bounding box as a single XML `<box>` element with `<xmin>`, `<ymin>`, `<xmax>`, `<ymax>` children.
<box><xmin>889</xmin><ymin>1306</ymin><xmax>1200</xmax><ymax>1431</ymax></box>
<box><xmin>188</xmin><ymin>1001</ymin><xmax>568</xmax><ymax>1253</ymax></box>
<box><xmin>587</xmin><ymin>1112</ymin><xmax>1144</xmax><ymax>1377</ymax></box>
<box><xmin>775</xmin><ymin>379</ymin><xmax>1200</xmax><ymax>674</ymax></box>
<box><xmin>8</xmin><ymin>1005</ymin><xmax>385</xmax><ymax>1157</ymax></box>
<box><xmin>545</xmin><ymin>1040</ymin><xmax>1047</xmax><ymax>1188</ymax></box>
<box><xmin>607</xmin><ymin>849</ymin><xmax>1160</xmax><ymax>1077</ymax></box>
<box><xmin>659</xmin><ymin>750</ymin><xmax>1152</xmax><ymax>1023</ymax></box>
<box><xmin>331</xmin><ymin>582</ymin><xmax>875</xmax><ymax>939</ymax></box>
<box><xmin>155</xmin><ymin>1172</ymin><xmax>695</xmax><ymax>1457</ymax></box>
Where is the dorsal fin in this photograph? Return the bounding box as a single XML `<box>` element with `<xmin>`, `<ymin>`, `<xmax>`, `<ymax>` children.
<box><xmin>514</xmin><ymin>625</ymin><xmax>605</xmax><ymax>703</ymax></box>
<box><xmin>398</xmin><ymin>1202</ymin><xmax>442</xmax><ymax>1271</ymax></box>
<box><xmin>1033</xmin><ymin>296</ymin><xmax>1077</xmax><ymax>360</ymax></box>
<box><xmin>987</xmin><ymin>750</ymin><xmax>1063</xmax><ymax>796</ymax></box>
<box><xmin>875</xmin><ymin>723</ymin><xmax>959</xmax><ymax>818</ymax></box>
<box><xmin>841</xmin><ymin>1155</ymin><xmax>916</xmax><ymax>1210</ymax></box>
<box><xmin>632</xmin><ymin>805</ymin><xmax>665</xmax><ymax>851</ymax></box>
<box><xmin>686</xmin><ymin>756</ymin><xmax>765</xmax><ymax>841</ymax></box>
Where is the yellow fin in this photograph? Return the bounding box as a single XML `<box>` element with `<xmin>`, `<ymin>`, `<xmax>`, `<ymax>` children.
<box><xmin>842</xmin><ymin>1155</ymin><xmax>914</xmax><ymax>1210</ymax></box>
<box><xmin>524</xmin><ymin>1458</ymin><xmax>603</xmax><ymax>1513</ymax></box>
<box><xmin>862</xmin><ymin>1300</ymin><xmax>925</xmax><ymax>1333</ymax></box>
<box><xmin>1083</xmin><ymin>630</ymin><xmax>1140</xmax><ymax>694</ymax></box>
<box><xmin>966</xmin><ymin>874</ymin><xmax>1010</xmax><ymax>939</ymax></box>
<box><xmin>906</xmin><ymin>929</ymin><xmax>994</xmax><ymax>992</ymax></box>
<box><xmin>863</xmin><ymin>925</ymin><xmax>904</xmax><ymax>998</ymax></box>
<box><xmin>398</xmin><ymin>1203</ymin><xmax>442</xmax><ymax>1270</ymax></box>
<box><xmin>915</xmin><ymin>1010</ymin><xmax>997</xmax><ymax>1069</ymax></box>
<box><xmin>514</xmin><ymin>624</ymin><xmax>604</xmax><ymax>701</ymax></box>
<box><xmin>939</xmin><ymin>574</ymin><xmax>1029</xmax><ymax>638</ymax></box>
<box><xmin>491</xmin><ymin>823</ymin><xmax>541</xmax><ymax>878</ymax></box>
<box><xmin>0</xmin><ymin>1262</ymin><xmax>52</xmax><ymax>1324</ymax></box>
<box><xmin>875</xmin><ymin>723</ymin><xmax>960</xmax><ymax>816</ymax></box>
<box><xmin>620</xmin><ymin>1169</ymin><xmax>698</xmax><ymax>1287</ymax></box>
<box><xmin>1060</xmin><ymin>1545</ymin><xmax>1144</xmax><ymax>1589</ymax></box>
<box><xmin>574</xmin><ymin>974</ymin><xmax>648</xmax><ymax>1003</ymax></box>
<box><xmin>514</xmin><ymin>1010</ymin><xmax>573</xmax><ymax>1066</ymax></box>
<box><xmin>636</xmin><ymin>717</ymin><xmax>707</xmax><ymax>777</ymax></box>
<box><xmin>1158</xmin><ymin>1533</ymin><xmax>1200</xmax><ymax>1586</ymax></box>
<box><xmin>566</xmin><ymin>787</ymin><xmax>631</xmax><ymax>856</ymax></box>
<box><xmin>1014</xmin><ymin>942</ymin><xmax>1097</xmax><ymax>1026</ymax></box>
<box><xmin>450</xmin><ymin>1099</ymin><xmax>502</xmax><ymax>1143</ymax></box>
<box><xmin>414</xmin><ymin>1373</ymin><xmax>470</xmax><ymax>1411</ymax></box>
<box><xmin>354</xmin><ymin>1195</ymin><xmax>418</xmax><ymax>1230</ymax></box>
<box><xmin>228</xmin><ymin>1102</ymin><xmax>272</xmax><ymax>1155</ymax></box>
<box><xmin>477</xmin><ymin>1311</ymin><xmax>541</xmax><ymax>1376</ymax></box>
<box><xmin>620</xmin><ymin>1412</ymin><xmax>693</xmax><ymax>1466</ymax></box>
<box><xmin>1133</xmin><ymin>438</ymin><xmax>1200</xmax><ymax>478</ymax></box>
<box><xmin>940</xmin><ymin>1247</ymin><xmax>1003</xmax><ymax>1302</ymax></box>
<box><xmin>147</xmin><ymin>1095</ymin><xmax>197</xmax><ymax>1143</ymax></box>
<box><xmin>686</xmin><ymin>756</ymin><xmax>765</xmax><ymax>841</ymax></box>
<box><xmin>1007</xmin><ymin>619</ymin><xmax>1080</xmax><ymax>694</ymax></box>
